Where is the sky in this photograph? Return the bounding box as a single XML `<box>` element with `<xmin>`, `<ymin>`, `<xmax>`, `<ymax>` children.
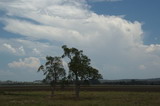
<box><xmin>0</xmin><ymin>0</ymin><xmax>160</xmax><ymax>81</ymax></box>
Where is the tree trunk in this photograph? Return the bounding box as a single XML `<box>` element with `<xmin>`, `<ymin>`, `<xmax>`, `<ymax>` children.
<box><xmin>51</xmin><ymin>81</ymin><xmax>56</xmax><ymax>97</ymax></box>
<box><xmin>75</xmin><ymin>74</ymin><xmax>80</xmax><ymax>98</ymax></box>
<box><xmin>51</xmin><ymin>74</ymin><xmax>57</xmax><ymax>97</ymax></box>
<box><xmin>51</xmin><ymin>86</ymin><xmax>54</xmax><ymax>97</ymax></box>
<box><xmin>75</xmin><ymin>84</ymin><xmax>80</xmax><ymax>98</ymax></box>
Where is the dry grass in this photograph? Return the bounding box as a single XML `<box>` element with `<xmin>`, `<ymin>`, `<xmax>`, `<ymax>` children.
<box><xmin>0</xmin><ymin>91</ymin><xmax>160</xmax><ymax>106</ymax></box>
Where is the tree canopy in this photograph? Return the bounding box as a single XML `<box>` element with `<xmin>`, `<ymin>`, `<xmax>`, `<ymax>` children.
<box><xmin>62</xmin><ymin>45</ymin><xmax>102</xmax><ymax>97</ymax></box>
<box><xmin>38</xmin><ymin>45</ymin><xmax>102</xmax><ymax>98</ymax></box>
<box><xmin>38</xmin><ymin>56</ymin><xmax>65</xmax><ymax>96</ymax></box>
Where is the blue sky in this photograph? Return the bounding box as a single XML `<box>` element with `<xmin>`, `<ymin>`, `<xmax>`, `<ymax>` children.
<box><xmin>0</xmin><ymin>0</ymin><xmax>160</xmax><ymax>81</ymax></box>
<box><xmin>88</xmin><ymin>0</ymin><xmax>160</xmax><ymax>45</ymax></box>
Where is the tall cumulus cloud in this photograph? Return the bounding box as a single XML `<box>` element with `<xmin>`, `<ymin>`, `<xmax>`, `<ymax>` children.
<box><xmin>0</xmin><ymin>0</ymin><xmax>160</xmax><ymax>80</ymax></box>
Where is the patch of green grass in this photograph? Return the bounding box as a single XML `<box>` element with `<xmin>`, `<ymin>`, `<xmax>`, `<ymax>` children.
<box><xmin>0</xmin><ymin>91</ymin><xmax>160</xmax><ymax>106</ymax></box>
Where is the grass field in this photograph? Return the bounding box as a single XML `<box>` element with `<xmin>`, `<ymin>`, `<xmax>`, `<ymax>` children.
<box><xmin>0</xmin><ymin>91</ymin><xmax>160</xmax><ymax>106</ymax></box>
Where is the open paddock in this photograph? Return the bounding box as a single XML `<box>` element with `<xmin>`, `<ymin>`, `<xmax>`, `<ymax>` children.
<box><xmin>0</xmin><ymin>91</ymin><xmax>160</xmax><ymax>106</ymax></box>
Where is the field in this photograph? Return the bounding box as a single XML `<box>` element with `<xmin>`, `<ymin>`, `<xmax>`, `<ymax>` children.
<box><xmin>0</xmin><ymin>85</ymin><xmax>160</xmax><ymax>106</ymax></box>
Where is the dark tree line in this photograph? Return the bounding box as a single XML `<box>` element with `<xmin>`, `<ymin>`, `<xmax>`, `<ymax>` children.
<box><xmin>102</xmin><ymin>80</ymin><xmax>160</xmax><ymax>85</ymax></box>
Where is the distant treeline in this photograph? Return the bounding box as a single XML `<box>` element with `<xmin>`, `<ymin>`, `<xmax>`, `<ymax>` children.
<box><xmin>101</xmin><ymin>79</ymin><xmax>160</xmax><ymax>85</ymax></box>
<box><xmin>1</xmin><ymin>79</ymin><xmax>160</xmax><ymax>86</ymax></box>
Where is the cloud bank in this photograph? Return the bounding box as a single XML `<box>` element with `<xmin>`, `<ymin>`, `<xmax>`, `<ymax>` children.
<box><xmin>8</xmin><ymin>57</ymin><xmax>40</xmax><ymax>70</ymax></box>
<box><xmin>0</xmin><ymin>0</ymin><xmax>160</xmax><ymax>80</ymax></box>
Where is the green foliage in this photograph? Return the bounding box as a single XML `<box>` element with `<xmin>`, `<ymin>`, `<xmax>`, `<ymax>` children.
<box><xmin>62</xmin><ymin>45</ymin><xmax>102</xmax><ymax>82</ymax></box>
<box><xmin>38</xmin><ymin>56</ymin><xmax>65</xmax><ymax>86</ymax></box>
<box><xmin>62</xmin><ymin>45</ymin><xmax>102</xmax><ymax>97</ymax></box>
<box><xmin>37</xmin><ymin>45</ymin><xmax>102</xmax><ymax>97</ymax></box>
<box><xmin>38</xmin><ymin>56</ymin><xmax>65</xmax><ymax>96</ymax></box>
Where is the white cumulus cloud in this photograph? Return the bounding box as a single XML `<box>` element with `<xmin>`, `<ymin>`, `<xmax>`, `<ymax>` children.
<box><xmin>8</xmin><ymin>57</ymin><xmax>40</xmax><ymax>70</ymax></box>
<box><xmin>3</xmin><ymin>43</ymin><xmax>25</xmax><ymax>55</ymax></box>
<box><xmin>3</xmin><ymin>43</ymin><xmax>16</xmax><ymax>53</ymax></box>
<box><xmin>0</xmin><ymin>0</ymin><xmax>160</xmax><ymax>79</ymax></box>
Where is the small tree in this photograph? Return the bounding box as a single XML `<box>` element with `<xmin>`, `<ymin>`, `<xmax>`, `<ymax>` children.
<box><xmin>62</xmin><ymin>45</ymin><xmax>102</xmax><ymax>98</ymax></box>
<box><xmin>38</xmin><ymin>56</ymin><xmax>65</xmax><ymax>96</ymax></box>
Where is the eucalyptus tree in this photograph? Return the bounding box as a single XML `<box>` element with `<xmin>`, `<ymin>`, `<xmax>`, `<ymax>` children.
<box><xmin>62</xmin><ymin>45</ymin><xmax>102</xmax><ymax>98</ymax></box>
<box><xmin>38</xmin><ymin>56</ymin><xmax>65</xmax><ymax>96</ymax></box>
